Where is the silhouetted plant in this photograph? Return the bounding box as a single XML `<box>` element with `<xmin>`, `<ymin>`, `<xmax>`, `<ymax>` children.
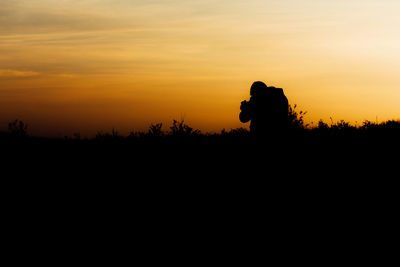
<box><xmin>169</xmin><ymin>120</ymin><xmax>201</xmax><ymax>136</ymax></box>
<box><xmin>8</xmin><ymin>120</ymin><xmax>28</xmax><ymax>137</ymax></box>
<box><xmin>359</xmin><ymin>120</ymin><xmax>400</xmax><ymax>137</ymax></box>
<box><xmin>73</xmin><ymin>132</ymin><xmax>81</xmax><ymax>140</ymax></box>
<box><xmin>311</xmin><ymin>120</ymin><xmax>330</xmax><ymax>135</ymax></box>
<box><xmin>95</xmin><ymin>128</ymin><xmax>122</xmax><ymax>141</ymax></box>
<box><xmin>330</xmin><ymin>120</ymin><xmax>356</xmax><ymax>135</ymax></box>
<box><xmin>127</xmin><ymin>131</ymin><xmax>140</xmax><ymax>138</ymax></box>
<box><xmin>288</xmin><ymin>104</ymin><xmax>308</xmax><ymax>130</ymax></box>
<box><xmin>112</xmin><ymin>128</ymin><xmax>120</xmax><ymax>137</ymax></box>
<box><xmin>148</xmin><ymin>123</ymin><xmax>164</xmax><ymax>137</ymax></box>
<box><xmin>3</xmin><ymin>114</ymin><xmax>400</xmax><ymax>143</ymax></box>
<box><xmin>331</xmin><ymin>120</ymin><xmax>353</xmax><ymax>130</ymax></box>
<box><xmin>221</xmin><ymin>128</ymin><xmax>250</xmax><ymax>137</ymax></box>
<box><xmin>317</xmin><ymin>120</ymin><xmax>329</xmax><ymax>130</ymax></box>
<box><xmin>361</xmin><ymin>120</ymin><xmax>378</xmax><ymax>131</ymax></box>
<box><xmin>379</xmin><ymin>120</ymin><xmax>400</xmax><ymax>129</ymax></box>
<box><xmin>95</xmin><ymin>131</ymin><xmax>105</xmax><ymax>140</ymax></box>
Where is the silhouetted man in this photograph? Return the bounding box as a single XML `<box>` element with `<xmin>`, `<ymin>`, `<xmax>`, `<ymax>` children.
<box><xmin>240</xmin><ymin>81</ymin><xmax>289</xmax><ymax>136</ymax></box>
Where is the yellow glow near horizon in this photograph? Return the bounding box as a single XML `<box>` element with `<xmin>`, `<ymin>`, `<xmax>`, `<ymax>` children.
<box><xmin>1</xmin><ymin>0</ymin><xmax>399</xmax><ymax>136</ymax></box>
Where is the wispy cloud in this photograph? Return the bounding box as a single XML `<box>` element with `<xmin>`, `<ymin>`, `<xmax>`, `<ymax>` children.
<box><xmin>0</xmin><ymin>0</ymin><xmax>137</xmax><ymax>35</ymax></box>
<box><xmin>0</xmin><ymin>69</ymin><xmax>40</xmax><ymax>79</ymax></box>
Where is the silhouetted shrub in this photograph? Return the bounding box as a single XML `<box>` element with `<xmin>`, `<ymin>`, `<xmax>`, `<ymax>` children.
<box><xmin>331</xmin><ymin>120</ymin><xmax>353</xmax><ymax>130</ymax></box>
<box><xmin>361</xmin><ymin>120</ymin><xmax>374</xmax><ymax>130</ymax></box>
<box><xmin>330</xmin><ymin>120</ymin><xmax>357</xmax><ymax>136</ymax></box>
<box><xmin>147</xmin><ymin>123</ymin><xmax>164</xmax><ymax>137</ymax></box>
<box><xmin>8</xmin><ymin>120</ymin><xmax>28</xmax><ymax>137</ymax></box>
<box><xmin>379</xmin><ymin>120</ymin><xmax>400</xmax><ymax>130</ymax></box>
<box><xmin>73</xmin><ymin>132</ymin><xmax>81</xmax><ymax>140</ymax></box>
<box><xmin>310</xmin><ymin>120</ymin><xmax>330</xmax><ymax>136</ymax></box>
<box><xmin>95</xmin><ymin>128</ymin><xmax>122</xmax><ymax>141</ymax></box>
<box><xmin>220</xmin><ymin>128</ymin><xmax>250</xmax><ymax>137</ymax></box>
<box><xmin>288</xmin><ymin>104</ymin><xmax>308</xmax><ymax>130</ymax></box>
<box><xmin>317</xmin><ymin>120</ymin><xmax>329</xmax><ymax>130</ymax></box>
<box><xmin>169</xmin><ymin>120</ymin><xmax>201</xmax><ymax>137</ymax></box>
<box><xmin>359</xmin><ymin>120</ymin><xmax>400</xmax><ymax>137</ymax></box>
<box><xmin>127</xmin><ymin>131</ymin><xmax>142</xmax><ymax>138</ymax></box>
<box><xmin>2</xmin><ymin>116</ymin><xmax>400</xmax><ymax>146</ymax></box>
<box><xmin>331</xmin><ymin>120</ymin><xmax>352</xmax><ymax>131</ymax></box>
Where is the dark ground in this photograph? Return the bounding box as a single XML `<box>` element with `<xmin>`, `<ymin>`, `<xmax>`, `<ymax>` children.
<box><xmin>2</xmin><ymin>124</ymin><xmax>398</xmax><ymax>180</ymax></box>
<box><xmin>2</xmin><ymin>125</ymin><xmax>398</xmax><ymax>262</ymax></box>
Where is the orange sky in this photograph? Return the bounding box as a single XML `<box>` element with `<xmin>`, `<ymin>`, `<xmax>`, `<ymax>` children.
<box><xmin>1</xmin><ymin>0</ymin><xmax>399</xmax><ymax>137</ymax></box>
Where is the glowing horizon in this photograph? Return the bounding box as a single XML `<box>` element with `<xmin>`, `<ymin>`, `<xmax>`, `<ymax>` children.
<box><xmin>1</xmin><ymin>0</ymin><xmax>399</xmax><ymax>137</ymax></box>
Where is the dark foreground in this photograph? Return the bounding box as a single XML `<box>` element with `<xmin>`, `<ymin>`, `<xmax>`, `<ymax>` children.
<box><xmin>3</xmin><ymin>125</ymin><xmax>399</xmax><ymax>179</ymax></box>
<box><xmin>2</xmin><ymin>126</ymin><xmax>399</xmax><ymax>262</ymax></box>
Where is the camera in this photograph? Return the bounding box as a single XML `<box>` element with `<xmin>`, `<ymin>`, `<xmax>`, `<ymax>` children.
<box><xmin>240</xmin><ymin>100</ymin><xmax>248</xmax><ymax>111</ymax></box>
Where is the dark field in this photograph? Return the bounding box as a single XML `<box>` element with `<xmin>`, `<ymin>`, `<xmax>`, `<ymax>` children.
<box><xmin>3</xmin><ymin>119</ymin><xmax>398</xmax><ymax>257</ymax></box>
<box><xmin>3</xmin><ymin>118</ymin><xmax>399</xmax><ymax>176</ymax></box>
<box><xmin>3</xmin><ymin>115</ymin><xmax>399</xmax><ymax>205</ymax></box>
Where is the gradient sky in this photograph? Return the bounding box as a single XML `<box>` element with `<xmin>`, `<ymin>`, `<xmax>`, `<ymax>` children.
<box><xmin>1</xmin><ymin>0</ymin><xmax>399</xmax><ymax>136</ymax></box>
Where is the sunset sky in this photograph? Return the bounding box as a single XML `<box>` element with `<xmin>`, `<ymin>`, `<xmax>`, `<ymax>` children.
<box><xmin>1</xmin><ymin>0</ymin><xmax>399</xmax><ymax>136</ymax></box>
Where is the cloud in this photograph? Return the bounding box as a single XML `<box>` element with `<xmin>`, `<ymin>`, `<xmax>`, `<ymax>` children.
<box><xmin>0</xmin><ymin>1</ymin><xmax>137</xmax><ymax>35</ymax></box>
<box><xmin>0</xmin><ymin>0</ymin><xmax>236</xmax><ymax>36</ymax></box>
<box><xmin>0</xmin><ymin>69</ymin><xmax>40</xmax><ymax>79</ymax></box>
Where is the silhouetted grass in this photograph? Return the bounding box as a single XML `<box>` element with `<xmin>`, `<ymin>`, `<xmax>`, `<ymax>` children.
<box><xmin>2</xmin><ymin>115</ymin><xmax>399</xmax><ymax>176</ymax></box>
<box><xmin>2</xmin><ymin>113</ymin><xmax>400</xmax><ymax>143</ymax></box>
<box><xmin>3</xmin><ymin>112</ymin><xmax>398</xmax><ymax>217</ymax></box>
<box><xmin>1</xmin><ymin>104</ymin><xmax>399</xmax><ymax>168</ymax></box>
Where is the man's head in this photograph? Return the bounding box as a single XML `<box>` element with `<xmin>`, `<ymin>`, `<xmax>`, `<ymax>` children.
<box><xmin>250</xmin><ymin>81</ymin><xmax>268</xmax><ymax>96</ymax></box>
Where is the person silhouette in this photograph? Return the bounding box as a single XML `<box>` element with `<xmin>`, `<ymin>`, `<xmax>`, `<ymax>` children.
<box><xmin>240</xmin><ymin>81</ymin><xmax>289</xmax><ymax>136</ymax></box>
